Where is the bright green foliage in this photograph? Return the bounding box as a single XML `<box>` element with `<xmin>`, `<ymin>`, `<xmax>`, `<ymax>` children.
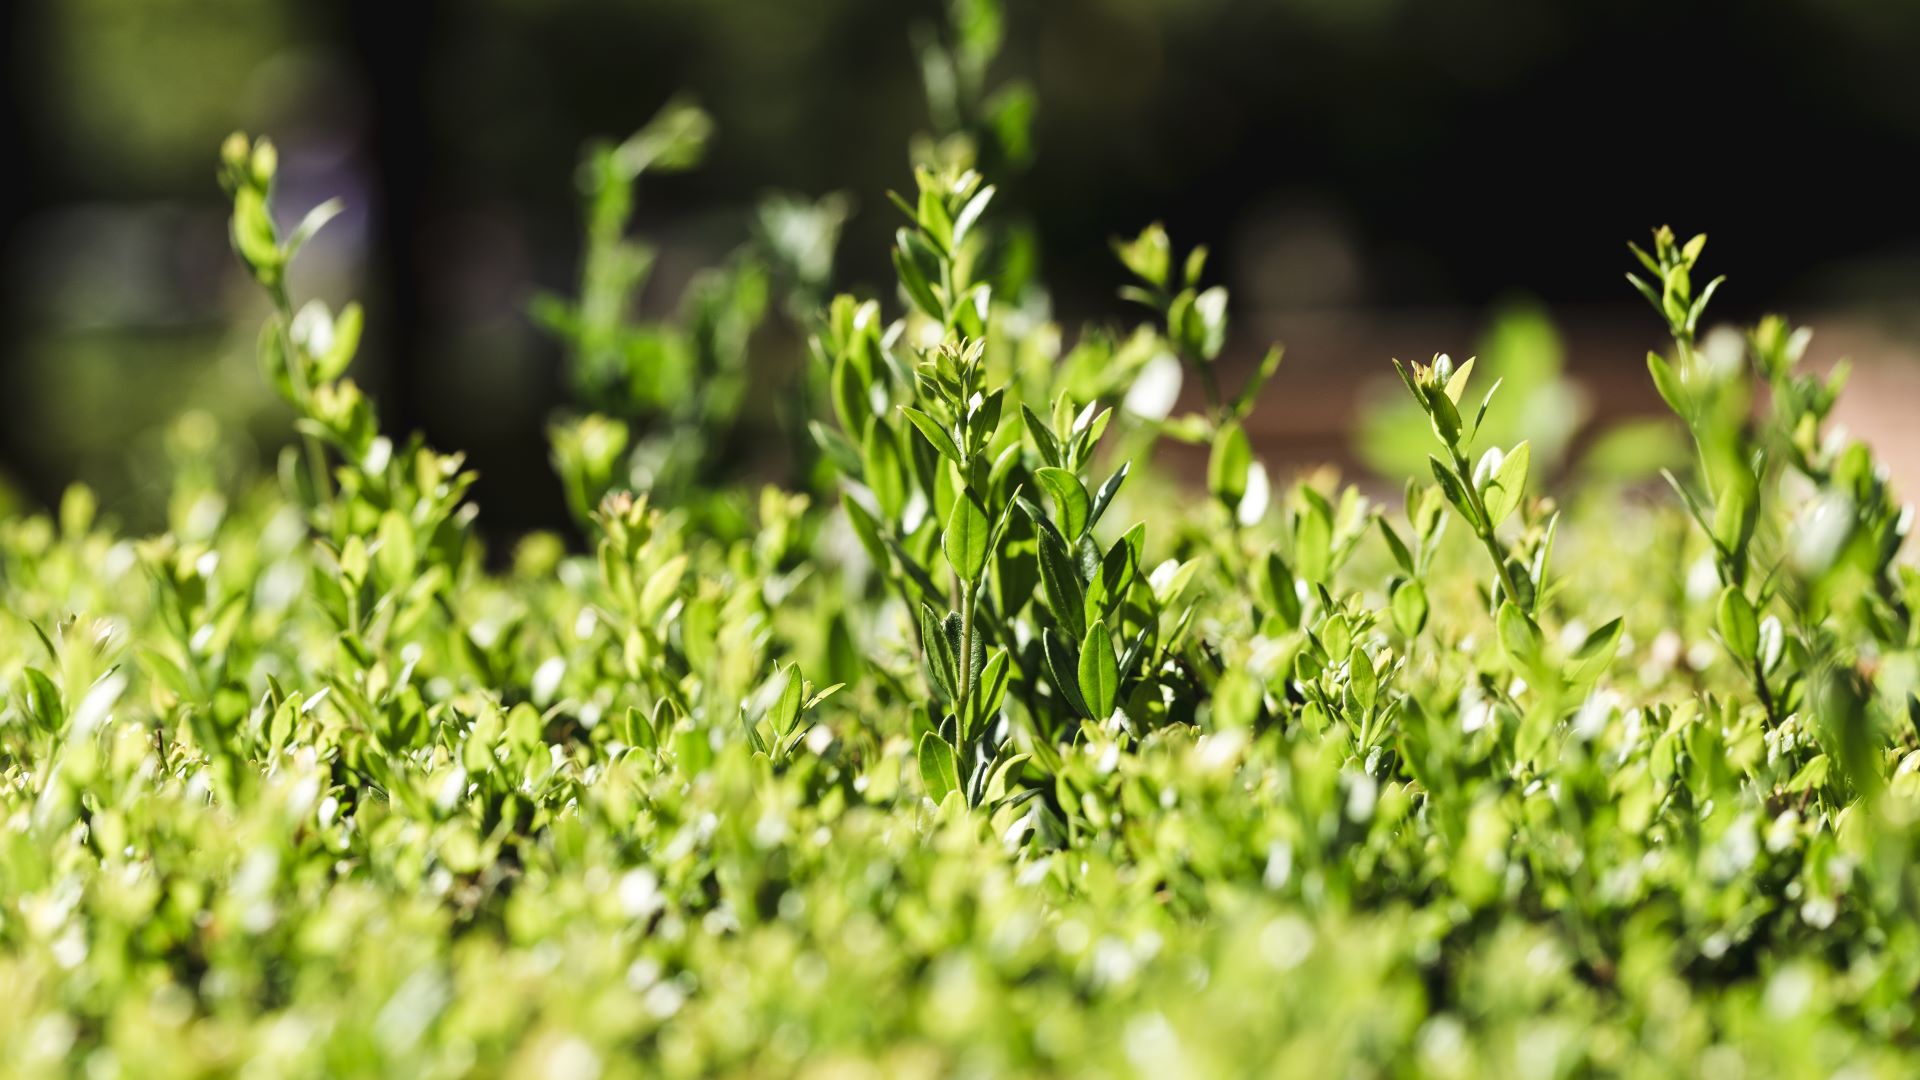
<box><xmin>534</xmin><ymin>97</ymin><xmax>849</xmax><ymax>524</ymax></box>
<box><xmin>9</xmin><ymin>17</ymin><xmax>1920</xmax><ymax>1079</ymax></box>
<box><xmin>1359</xmin><ymin>301</ymin><xmax>1594</xmax><ymax>481</ymax></box>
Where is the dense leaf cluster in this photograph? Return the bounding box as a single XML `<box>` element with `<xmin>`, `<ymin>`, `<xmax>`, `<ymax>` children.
<box><xmin>7</xmin><ymin>9</ymin><xmax>1920</xmax><ymax>1076</ymax></box>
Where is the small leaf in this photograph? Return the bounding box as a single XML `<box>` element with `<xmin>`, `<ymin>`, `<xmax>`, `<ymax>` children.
<box><xmin>942</xmin><ymin>492</ymin><xmax>992</xmax><ymax>583</ymax></box>
<box><xmin>918</xmin><ymin>732</ymin><xmax>961</xmax><ymax>804</ymax></box>
<box><xmin>1078</xmin><ymin>620</ymin><xmax>1119</xmax><ymax>720</ymax></box>
<box><xmin>967</xmin><ymin>649</ymin><xmax>1011</xmax><ymax>743</ymax></box>
<box><xmin>1087</xmin><ymin>463</ymin><xmax>1130</xmax><ymax>533</ymax></box>
<box><xmin>1230</xmin><ymin>345</ymin><xmax>1284</xmax><ymax>419</ymax></box>
<box><xmin>1037</xmin><ymin>527</ymin><xmax>1087</xmax><ymax>640</ymax></box>
<box><xmin>1378</xmin><ymin>519</ymin><xmax>1416</xmax><ymax>577</ymax></box>
<box><xmin>862</xmin><ymin>422</ymin><xmax>907</xmax><ymax>519</ymax></box>
<box><xmin>1348</xmin><ymin>650</ymin><xmax>1378</xmax><ymax>714</ymax></box>
<box><xmin>230</xmin><ymin>186</ymin><xmax>281</xmax><ymax>273</ymax></box>
<box><xmin>286</xmin><ymin>197</ymin><xmax>345</xmax><ymax>258</ymax></box>
<box><xmin>1035</xmin><ymin>467</ymin><xmax>1091</xmax><ymax>540</ymax></box>
<box><xmin>1758</xmin><ymin>615</ymin><xmax>1785</xmax><ymax>675</ymax></box>
<box><xmin>921</xmin><ymin>603</ymin><xmax>959</xmax><ymax>703</ymax></box>
<box><xmin>1390</xmin><ymin>579</ymin><xmax>1428</xmax><ymax>639</ymax></box>
<box><xmin>1020</xmin><ymin>403</ymin><xmax>1063</xmax><ymax>468</ymax></box>
<box><xmin>1497</xmin><ymin>602</ymin><xmax>1544</xmax><ymax>677</ymax></box>
<box><xmin>894</xmin><ymin>231</ymin><xmax>945</xmax><ymax>319</ymax></box>
<box><xmin>1293</xmin><ymin>491</ymin><xmax>1333</xmax><ymax>585</ymax></box>
<box><xmin>840</xmin><ymin>491</ymin><xmax>891</xmax><ymax>569</ymax></box>
<box><xmin>1258</xmin><ymin>551</ymin><xmax>1302</xmax><ymax>630</ymax></box>
<box><xmin>1429</xmin><ymin>456</ymin><xmax>1480</xmax><ymax>530</ymax></box>
<box><xmin>950</xmin><ymin>184</ymin><xmax>995</xmax><ymax>250</ymax></box>
<box><xmin>1567</xmin><ymin>617</ymin><xmax>1624</xmax><ymax>687</ymax></box>
<box><xmin>1442</xmin><ymin>356</ymin><xmax>1476</xmax><ymax>404</ymax></box>
<box><xmin>1208</xmin><ymin>422</ymin><xmax>1252</xmax><ymax>509</ymax></box>
<box><xmin>1712</xmin><ymin>478</ymin><xmax>1757</xmax><ymax>561</ymax></box>
<box><xmin>768</xmin><ymin>665</ymin><xmax>804</xmax><ymax>739</ymax></box>
<box><xmin>1424</xmin><ymin>385</ymin><xmax>1462</xmax><ymax>447</ymax></box>
<box><xmin>1647</xmin><ymin>351</ymin><xmax>1687</xmax><ymax>416</ymax></box>
<box><xmin>900</xmin><ymin>407</ymin><xmax>962</xmax><ymax>463</ymax></box>
<box><xmin>1479</xmin><ymin>441</ymin><xmax>1530</xmax><ymax>529</ymax></box>
<box><xmin>640</xmin><ymin>554</ymin><xmax>688</xmax><ymax>620</ymax></box>
<box><xmin>1043</xmin><ymin>628</ymin><xmax>1091</xmax><ymax>719</ymax></box>
<box><xmin>811</xmin><ymin>420</ymin><xmax>863</xmax><ymax>477</ymax></box>
<box><xmin>1717</xmin><ymin>587</ymin><xmax>1759</xmax><ymax>665</ymax></box>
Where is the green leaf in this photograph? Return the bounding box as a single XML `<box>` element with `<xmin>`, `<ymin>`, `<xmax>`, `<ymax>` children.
<box><xmin>840</xmin><ymin>491</ymin><xmax>891</xmax><ymax>569</ymax></box>
<box><xmin>1348</xmin><ymin>649</ymin><xmax>1378</xmax><ymax>715</ymax></box>
<box><xmin>831</xmin><ymin>351</ymin><xmax>873</xmax><ymax>440</ymax></box>
<box><xmin>921</xmin><ymin>603</ymin><xmax>959</xmax><ymax>703</ymax></box>
<box><xmin>1567</xmin><ymin>617</ymin><xmax>1624</xmax><ymax>688</ymax></box>
<box><xmin>286</xmin><ymin>197</ymin><xmax>344</xmax><ymax>259</ymax></box>
<box><xmin>1231</xmin><ymin>345</ymin><xmax>1284</xmax><ymax>419</ymax></box>
<box><xmin>230</xmin><ymin>185</ymin><xmax>281</xmax><ymax>274</ymax></box>
<box><xmin>1035</xmin><ymin>467</ymin><xmax>1091</xmax><ymax>540</ymax></box>
<box><xmin>899</xmin><ymin>406</ymin><xmax>963</xmax><ymax>464</ymax></box>
<box><xmin>21</xmin><ymin>667</ymin><xmax>66</xmax><ymax>730</ymax></box>
<box><xmin>811</xmin><ymin>420</ymin><xmax>863</xmax><ymax>478</ymax></box>
<box><xmin>1114</xmin><ymin>223</ymin><xmax>1170</xmax><ymax>289</ymax></box>
<box><xmin>1717</xmin><ymin>587</ymin><xmax>1758</xmax><ymax>665</ymax></box>
<box><xmin>640</xmin><ymin>554</ymin><xmax>688</xmax><ymax>621</ymax></box>
<box><xmin>1390</xmin><ymin>579</ymin><xmax>1428</xmax><ymax>639</ymax></box>
<box><xmin>1087</xmin><ymin>463</ymin><xmax>1130</xmax><ymax>532</ymax></box>
<box><xmin>1429</xmin><ymin>456</ymin><xmax>1480</xmax><ymax>530</ymax></box>
<box><xmin>1479</xmin><ymin>441</ymin><xmax>1530</xmax><ymax>529</ymax></box>
<box><xmin>1036</xmin><ymin>526</ymin><xmax>1087</xmax><ymax>640</ymax></box>
<box><xmin>1188</xmin><ymin>286</ymin><xmax>1229</xmax><ymax>361</ymax></box>
<box><xmin>862</xmin><ymin>422</ymin><xmax>907</xmax><ymax>519</ymax></box>
<box><xmin>1293</xmin><ymin>491</ymin><xmax>1333</xmax><ymax>585</ymax></box>
<box><xmin>942</xmin><ymin>492</ymin><xmax>992</xmax><ymax>583</ymax></box>
<box><xmin>768</xmin><ymin>664</ymin><xmax>804</xmax><ymax>739</ymax></box>
<box><xmin>894</xmin><ymin>230</ymin><xmax>945</xmax><ymax>319</ymax></box>
<box><xmin>1424</xmin><ymin>385</ymin><xmax>1462</xmax><ymax>447</ymax></box>
<box><xmin>967</xmin><ymin>649</ymin><xmax>1011</xmax><ymax>743</ymax></box>
<box><xmin>1497</xmin><ymin>602</ymin><xmax>1544</xmax><ymax>678</ymax></box>
<box><xmin>950</xmin><ymin>185</ymin><xmax>995</xmax><ymax>251</ymax></box>
<box><xmin>1078</xmin><ymin>620</ymin><xmax>1119</xmax><ymax>721</ymax></box>
<box><xmin>1647</xmin><ymin>351</ymin><xmax>1687</xmax><ymax>417</ymax></box>
<box><xmin>314</xmin><ymin>301</ymin><xmax>363</xmax><ymax>381</ymax></box>
<box><xmin>1042</xmin><ymin>628</ymin><xmax>1091</xmax><ymax>719</ymax></box>
<box><xmin>1712</xmin><ymin>478</ymin><xmax>1757</xmax><ymax>562</ymax></box>
<box><xmin>1021</xmin><ymin>403</ymin><xmax>1063</xmax><ymax>468</ymax></box>
<box><xmin>1443</xmin><ymin>356</ymin><xmax>1475</xmax><ymax>404</ymax></box>
<box><xmin>918</xmin><ymin>732</ymin><xmax>961</xmax><ymax>804</ymax></box>
<box><xmin>1258</xmin><ymin>551</ymin><xmax>1302</xmax><ymax>630</ymax></box>
<box><xmin>1208</xmin><ymin>422</ymin><xmax>1252</xmax><ymax>509</ymax></box>
<box><xmin>1378</xmin><ymin>519</ymin><xmax>1416</xmax><ymax>577</ymax></box>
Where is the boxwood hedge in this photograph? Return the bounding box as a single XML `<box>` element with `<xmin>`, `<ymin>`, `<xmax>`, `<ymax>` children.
<box><xmin>5</xmin><ymin>10</ymin><xmax>1920</xmax><ymax>1077</ymax></box>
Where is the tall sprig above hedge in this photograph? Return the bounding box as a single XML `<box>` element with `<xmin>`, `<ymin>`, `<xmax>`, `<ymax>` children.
<box><xmin>1632</xmin><ymin>228</ymin><xmax>1912</xmax><ymax>796</ymax></box>
<box><xmin>1115</xmin><ymin>223</ymin><xmax>1283</xmax><ymax>522</ymax></box>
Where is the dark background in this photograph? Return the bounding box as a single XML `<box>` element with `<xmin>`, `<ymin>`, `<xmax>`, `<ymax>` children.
<box><xmin>5</xmin><ymin>0</ymin><xmax>1918</xmax><ymax>536</ymax></box>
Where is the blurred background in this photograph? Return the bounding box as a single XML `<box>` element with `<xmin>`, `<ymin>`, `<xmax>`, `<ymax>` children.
<box><xmin>5</xmin><ymin>0</ymin><xmax>1919</xmax><ymax>539</ymax></box>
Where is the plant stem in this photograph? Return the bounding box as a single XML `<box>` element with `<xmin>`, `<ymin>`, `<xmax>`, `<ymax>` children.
<box><xmin>956</xmin><ymin>579</ymin><xmax>976</xmax><ymax>727</ymax></box>
<box><xmin>1451</xmin><ymin>447</ymin><xmax>1528</xmax><ymax>610</ymax></box>
<box><xmin>268</xmin><ymin>280</ymin><xmax>337</xmax><ymax>512</ymax></box>
<box><xmin>1751</xmin><ymin>654</ymin><xmax>1780</xmax><ymax>724</ymax></box>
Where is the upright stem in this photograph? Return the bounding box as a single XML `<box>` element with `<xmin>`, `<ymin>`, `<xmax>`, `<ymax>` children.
<box><xmin>956</xmin><ymin>579</ymin><xmax>976</xmax><ymax>722</ymax></box>
<box><xmin>1451</xmin><ymin>447</ymin><xmax>1528</xmax><ymax>610</ymax></box>
<box><xmin>268</xmin><ymin>280</ymin><xmax>337</xmax><ymax>513</ymax></box>
<box><xmin>1751</xmin><ymin>654</ymin><xmax>1780</xmax><ymax>724</ymax></box>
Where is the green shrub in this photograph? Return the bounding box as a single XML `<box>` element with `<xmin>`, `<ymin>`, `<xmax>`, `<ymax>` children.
<box><xmin>7</xmin><ymin>11</ymin><xmax>1920</xmax><ymax>1078</ymax></box>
